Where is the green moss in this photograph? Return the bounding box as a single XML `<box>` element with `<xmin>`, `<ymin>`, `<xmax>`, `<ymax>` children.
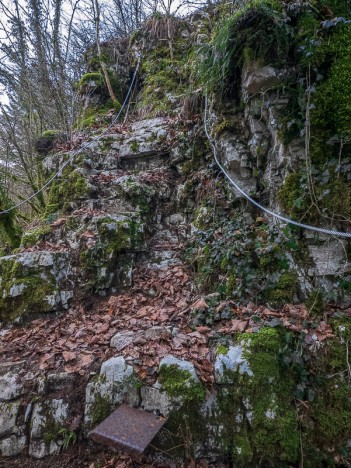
<box><xmin>197</xmin><ymin>0</ymin><xmax>290</xmax><ymax>95</ymax></box>
<box><xmin>119</xmin><ymin>178</ymin><xmax>155</xmax><ymax>215</ymax></box>
<box><xmin>78</xmin><ymin>72</ymin><xmax>104</xmax><ymax>89</ymax></box>
<box><xmin>158</xmin><ymin>364</ymin><xmax>206</xmax><ymax>402</ymax></box>
<box><xmin>311</xmin><ymin>24</ymin><xmax>351</xmax><ymax>142</ymax></box>
<box><xmin>277</xmin><ymin>173</ymin><xmax>306</xmax><ymax>217</ymax></box>
<box><xmin>265</xmin><ymin>271</ymin><xmax>298</xmax><ymax>305</ymax></box>
<box><xmin>278</xmin><ymin>170</ymin><xmax>351</xmax><ymax>229</ymax></box>
<box><xmin>0</xmin><ymin>256</ymin><xmax>58</xmax><ymax>322</ymax></box>
<box><xmin>300</xmin><ymin>332</ymin><xmax>351</xmax><ymax>465</ymax></box>
<box><xmin>98</xmin><ymin>136</ymin><xmax>115</xmax><ymax>152</ymax></box>
<box><xmin>41</xmin><ymin>130</ymin><xmax>61</xmax><ymax>138</ymax></box>
<box><xmin>150</xmin><ymin>400</ymin><xmax>209</xmax><ymax>460</ymax></box>
<box><xmin>46</xmin><ymin>167</ymin><xmax>90</xmax><ymax>215</ymax></box>
<box><xmin>80</xmin><ymin>216</ymin><xmax>144</xmax><ymax>292</ymax></box>
<box><xmin>232</xmin><ymin>432</ymin><xmax>253</xmax><ymax>465</ymax></box>
<box><xmin>21</xmin><ymin>225</ymin><xmax>52</xmax><ymax>248</ymax></box>
<box><xmin>129</xmin><ymin>140</ymin><xmax>140</xmax><ymax>153</ymax></box>
<box><xmin>138</xmin><ymin>33</ymin><xmax>191</xmax><ymax>116</ymax></box>
<box><xmin>76</xmin><ymin>98</ymin><xmax>121</xmax><ymax>129</ymax></box>
<box><xmin>0</xmin><ymin>188</ymin><xmax>22</xmax><ymax>249</ymax></box>
<box><xmin>213</xmin><ymin>118</ymin><xmax>240</xmax><ymax>137</ymax></box>
<box><xmin>216</xmin><ymin>344</ymin><xmax>229</xmax><ymax>356</ymax></box>
<box><xmin>240</xmin><ymin>327</ymin><xmax>300</xmax><ymax>464</ymax></box>
<box><xmin>91</xmin><ymin>394</ymin><xmax>112</xmax><ymax>426</ymax></box>
<box><xmin>65</xmin><ymin>215</ymin><xmax>80</xmax><ymax>231</ymax></box>
<box><xmin>193</xmin><ymin>206</ymin><xmax>209</xmax><ymax>230</ymax></box>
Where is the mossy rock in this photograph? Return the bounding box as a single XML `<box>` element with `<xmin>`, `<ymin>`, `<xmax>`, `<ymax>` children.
<box><xmin>0</xmin><ymin>252</ymin><xmax>71</xmax><ymax>322</ymax></box>
<box><xmin>77</xmin><ymin>72</ymin><xmax>121</xmax><ymax>99</ymax></box>
<box><xmin>158</xmin><ymin>363</ymin><xmax>206</xmax><ymax>402</ymax></box>
<box><xmin>77</xmin><ymin>99</ymin><xmax>121</xmax><ymax>129</ymax></box>
<box><xmin>46</xmin><ymin>168</ymin><xmax>92</xmax><ymax>215</ymax></box>
<box><xmin>80</xmin><ymin>215</ymin><xmax>144</xmax><ymax>292</ymax></box>
<box><xmin>264</xmin><ymin>271</ymin><xmax>299</xmax><ymax>305</ymax></box>
<box><xmin>20</xmin><ymin>225</ymin><xmax>52</xmax><ymax>248</ymax></box>
<box><xmin>218</xmin><ymin>328</ymin><xmax>300</xmax><ymax>465</ymax></box>
<box><xmin>35</xmin><ymin>130</ymin><xmax>64</xmax><ymax>155</ymax></box>
<box><xmin>117</xmin><ymin>176</ymin><xmax>156</xmax><ymax>215</ymax></box>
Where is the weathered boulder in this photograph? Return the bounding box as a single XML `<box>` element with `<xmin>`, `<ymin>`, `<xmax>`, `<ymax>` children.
<box><xmin>100</xmin><ymin>356</ymin><xmax>133</xmax><ymax>382</ymax></box>
<box><xmin>141</xmin><ymin>355</ymin><xmax>205</xmax><ymax>417</ymax></box>
<box><xmin>218</xmin><ymin>133</ymin><xmax>256</xmax><ymax>199</ymax></box>
<box><xmin>242</xmin><ymin>63</ymin><xmax>294</xmax><ymax>95</ymax></box>
<box><xmin>29</xmin><ymin>399</ymin><xmax>69</xmax><ymax>459</ymax></box>
<box><xmin>110</xmin><ymin>327</ymin><xmax>172</xmax><ymax>351</ymax></box>
<box><xmin>80</xmin><ymin>214</ymin><xmax>145</xmax><ymax>292</ymax></box>
<box><xmin>0</xmin><ymin>251</ymin><xmax>73</xmax><ymax>322</ymax></box>
<box><xmin>84</xmin><ymin>356</ymin><xmax>138</xmax><ymax>430</ymax></box>
<box><xmin>111</xmin><ymin>118</ymin><xmax>168</xmax><ymax>158</ymax></box>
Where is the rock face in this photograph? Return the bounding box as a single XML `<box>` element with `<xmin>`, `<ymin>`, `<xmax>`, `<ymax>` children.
<box><xmin>211</xmin><ymin>60</ymin><xmax>351</xmax><ymax>305</ymax></box>
<box><xmin>0</xmin><ymin>117</ymin><xmax>173</xmax><ymax>322</ymax></box>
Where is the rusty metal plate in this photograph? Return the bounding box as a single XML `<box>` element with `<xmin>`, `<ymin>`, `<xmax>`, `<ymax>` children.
<box><xmin>89</xmin><ymin>404</ymin><xmax>167</xmax><ymax>455</ymax></box>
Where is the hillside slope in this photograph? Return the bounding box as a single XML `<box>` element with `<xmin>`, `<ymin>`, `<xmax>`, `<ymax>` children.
<box><xmin>0</xmin><ymin>1</ymin><xmax>351</xmax><ymax>466</ymax></box>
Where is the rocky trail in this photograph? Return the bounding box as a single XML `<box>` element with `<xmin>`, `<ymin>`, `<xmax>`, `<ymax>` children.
<box><xmin>0</xmin><ymin>117</ymin><xmax>213</xmax><ymax>382</ymax></box>
<box><xmin>1</xmin><ymin>113</ymin><xmax>350</xmax><ymax>465</ymax></box>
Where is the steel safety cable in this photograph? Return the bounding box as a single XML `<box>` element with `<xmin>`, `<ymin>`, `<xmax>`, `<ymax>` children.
<box><xmin>204</xmin><ymin>96</ymin><xmax>351</xmax><ymax>239</ymax></box>
<box><xmin>0</xmin><ymin>56</ymin><xmax>141</xmax><ymax>216</ymax></box>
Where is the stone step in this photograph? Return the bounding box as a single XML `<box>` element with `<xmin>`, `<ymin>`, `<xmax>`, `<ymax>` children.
<box><xmin>117</xmin><ymin>151</ymin><xmax>169</xmax><ymax>172</ymax></box>
<box><xmin>138</xmin><ymin>250</ymin><xmax>183</xmax><ymax>270</ymax></box>
<box><xmin>89</xmin><ymin>404</ymin><xmax>167</xmax><ymax>455</ymax></box>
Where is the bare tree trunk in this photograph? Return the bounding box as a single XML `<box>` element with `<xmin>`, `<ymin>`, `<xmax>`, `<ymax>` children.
<box><xmin>92</xmin><ymin>0</ymin><xmax>118</xmax><ymax>103</ymax></box>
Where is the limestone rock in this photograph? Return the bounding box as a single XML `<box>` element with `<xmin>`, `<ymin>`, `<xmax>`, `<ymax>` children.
<box><xmin>242</xmin><ymin>63</ymin><xmax>293</xmax><ymax>95</ymax></box>
<box><xmin>131</xmin><ymin>117</ymin><xmax>167</xmax><ymax>133</ymax></box>
<box><xmin>110</xmin><ymin>331</ymin><xmax>135</xmax><ymax>351</ymax></box>
<box><xmin>0</xmin><ymin>400</ymin><xmax>21</xmax><ymax>437</ymax></box>
<box><xmin>110</xmin><ymin>327</ymin><xmax>172</xmax><ymax>351</ymax></box>
<box><xmin>159</xmin><ymin>355</ymin><xmax>200</xmax><ymax>383</ymax></box>
<box><xmin>214</xmin><ymin>345</ymin><xmax>253</xmax><ymax>384</ymax></box>
<box><xmin>141</xmin><ymin>250</ymin><xmax>182</xmax><ymax>269</ymax></box>
<box><xmin>84</xmin><ymin>356</ymin><xmax>138</xmax><ymax>429</ymax></box>
<box><xmin>0</xmin><ymin>371</ymin><xmax>24</xmax><ymax>401</ymax></box>
<box><xmin>30</xmin><ymin>399</ymin><xmax>68</xmax><ymax>440</ymax></box>
<box><xmin>29</xmin><ymin>440</ymin><xmax>61</xmax><ymax>459</ymax></box>
<box><xmin>218</xmin><ymin>135</ymin><xmax>256</xmax><ymax>199</ymax></box>
<box><xmin>117</xmin><ymin>118</ymin><xmax>168</xmax><ymax>158</ymax></box>
<box><xmin>100</xmin><ymin>356</ymin><xmax>133</xmax><ymax>382</ymax></box>
<box><xmin>0</xmin><ymin>251</ymin><xmax>73</xmax><ymax>321</ymax></box>
<box><xmin>0</xmin><ymin>434</ymin><xmax>27</xmax><ymax>457</ymax></box>
<box><xmin>140</xmin><ymin>382</ymin><xmax>178</xmax><ymax>417</ymax></box>
<box><xmin>308</xmin><ymin>241</ymin><xmax>351</xmax><ymax>276</ymax></box>
<box><xmin>46</xmin><ymin>373</ymin><xmax>77</xmax><ymax>393</ymax></box>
